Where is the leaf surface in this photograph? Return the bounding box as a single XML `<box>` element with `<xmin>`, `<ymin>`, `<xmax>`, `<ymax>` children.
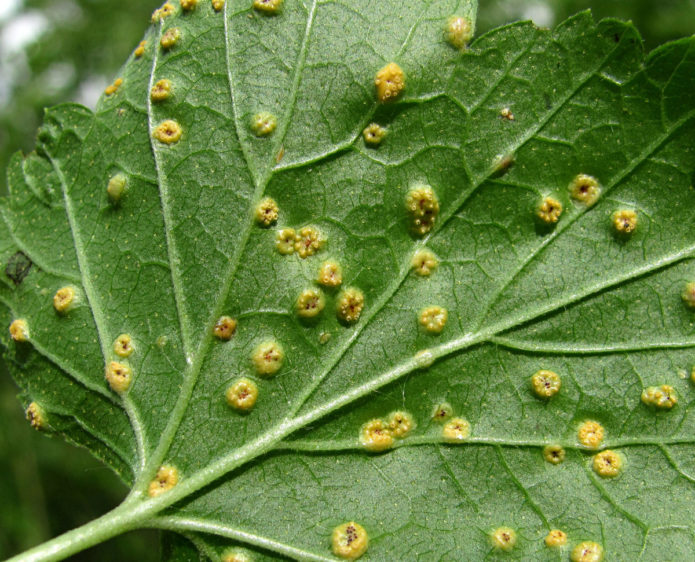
<box><xmin>3</xmin><ymin>2</ymin><xmax>695</xmax><ymax>560</ymax></box>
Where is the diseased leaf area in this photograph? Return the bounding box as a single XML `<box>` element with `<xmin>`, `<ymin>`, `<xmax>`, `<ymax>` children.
<box><xmin>2</xmin><ymin>1</ymin><xmax>695</xmax><ymax>560</ymax></box>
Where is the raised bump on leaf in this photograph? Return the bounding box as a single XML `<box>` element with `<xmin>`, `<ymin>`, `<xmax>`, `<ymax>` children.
<box><xmin>492</xmin><ymin>152</ymin><xmax>515</xmax><ymax>175</ymax></box>
<box><xmin>491</xmin><ymin>527</ymin><xmax>516</xmax><ymax>551</ymax></box>
<box><xmin>251</xmin><ymin>112</ymin><xmax>277</xmax><ymax>137</ymax></box>
<box><xmin>569</xmin><ymin>174</ymin><xmax>601</xmax><ymax>206</ymax></box>
<box><xmin>253</xmin><ymin>0</ymin><xmax>283</xmax><ymax>15</ymax></box>
<box><xmin>530</xmin><ymin>370</ymin><xmax>561</xmax><ymax>399</ymax></box>
<box><xmin>387</xmin><ymin>411</ymin><xmax>414</xmax><ymax>438</ymax></box>
<box><xmin>213</xmin><ymin>316</ymin><xmax>237</xmax><ymax>341</ymax></box>
<box><xmin>442</xmin><ymin>417</ymin><xmax>470</xmax><ymax>442</ymax></box>
<box><xmin>612</xmin><ymin>209</ymin><xmax>637</xmax><ymax>235</ymax></box>
<box><xmin>53</xmin><ymin>286</ymin><xmax>78</xmax><ymax>314</ymax></box>
<box><xmin>592</xmin><ymin>450</ymin><xmax>622</xmax><ymax>478</ymax></box>
<box><xmin>107</xmin><ymin>173</ymin><xmax>127</xmax><ymax>203</ymax></box>
<box><xmin>151</xmin><ymin>3</ymin><xmax>175</xmax><ymax>23</ymax></box>
<box><xmin>336</xmin><ymin>287</ymin><xmax>364</xmax><ymax>324</ymax></box>
<box><xmin>150</xmin><ymin>79</ymin><xmax>172</xmax><ymax>102</ymax></box>
<box><xmin>431</xmin><ymin>402</ymin><xmax>453</xmax><ymax>423</ymax></box>
<box><xmin>374</xmin><ymin>62</ymin><xmax>405</xmax><ymax>103</ymax></box>
<box><xmin>296</xmin><ymin>288</ymin><xmax>325</xmax><ymax>319</ymax></box>
<box><xmin>317</xmin><ymin>260</ymin><xmax>342</xmax><ymax>287</ymax></box>
<box><xmin>570</xmin><ymin>541</ymin><xmax>604</xmax><ymax>562</ymax></box>
<box><xmin>419</xmin><ymin>306</ymin><xmax>447</xmax><ymax>334</ymax></box>
<box><xmin>251</xmin><ymin>340</ymin><xmax>283</xmax><ymax>376</ymax></box>
<box><xmin>359</xmin><ymin>419</ymin><xmax>393</xmax><ymax>452</ymax></box>
<box><xmin>221</xmin><ymin>548</ymin><xmax>252</xmax><ymax>562</ymax></box>
<box><xmin>543</xmin><ymin>444</ymin><xmax>565</xmax><ymax>465</ymax></box>
<box><xmin>577</xmin><ymin>421</ymin><xmax>604</xmax><ymax>449</ymax></box>
<box><xmin>113</xmin><ymin>334</ymin><xmax>134</xmax><ymax>358</ymax></box>
<box><xmin>226</xmin><ymin>378</ymin><xmax>259</xmax><ymax>411</ymax></box>
<box><xmin>153</xmin><ymin>119</ymin><xmax>182</xmax><ymax>144</ymax></box>
<box><xmin>681</xmin><ymin>282</ymin><xmax>695</xmax><ymax>308</ymax></box>
<box><xmin>444</xmin><ymin>16</ymin><xmax>473</xmax><ymax>50</ymax></box>
<box><xmin>275</xmin><ymin>228</ymin><xmax>296</xmax><ymax>255</ymax></box>
<box><xmin>180</xmin><ymin>0</ymin><xmax>197</xmax><ymax>11</ymax></box>
<box><xmin>414</xmin><ymin>349</ymin><xmax>434</xmax><ymax>368</ymax></box>
<box><xmin>134</xmin><ymin>40</ymin><xmax>147</xmax><ymax>57</ymax></box>
<box><xmin>160</xmin><ymin>28</ymin><xmax>181</xmax><ymax>50</ymax></box>
<box><xmin>536</xmin><ymin>196</ymin><xmax>563</xmax><ymax>224</ymax></box>
<box><xmin>294</xmin><ymin>226</ymin><xmax>323</xmax><ymax>258</ymax></box>
<box><xmin>499</xmin><ymin>107</ymin><xmax>515</xmax><ymax>121</ymax></box>
<box><xmin>332</xmin><ymin>521</ymin><xmax>368</xmax><ymax>560</ymax></box>
<box><xmin>148</xmin><ymin>465</ymin><xmax>179</xmax><ymax>497</ymax></box>
<box><xmin>9</xmin><ymin>319</ymin><xmax>29</xmax><ymax>342</ymax></box>
<box><xmin>545</xmin><ymin>529</ymin><xmax>567</xmax><ymax>547</ymax></box>
<box><xmin>212</xmin><ymin>0</ymin><xmax>225</xmax><ymax>11</ymax></box>
<box><xmin>254</xmin><ymin>197</ymin><xmax>279</xmax><ymax>227</ymax></box>
<box><xmin>104</xmin><ymin>78</ymin><xmax>123</xmax><ymax>96</ymax></box>
<box><xmin>105</xmin><ymin>361</ymin><xmax>133</xmax><ymax>393</ymax></box>
<box><xmin>411</xmin><ymin>248</ymin><xmax>438</xmax><ymax>276</ymax></box>
<box><xmin>641</xmin><ymin>385</ymin><xmax>677</xmax><ymax>409</ymax></box>
<box><xmin>362</xmin><ymin>123</ymin><xmax>387</xmax><ymax>147</ymax></box>
<box><xmin>26</xmin><ymin>402</ymin><xmax>47</xmax><ymax>430</ymax></box>
<box><xmin>406</xmin><ymin>184</ymin><xmax>439</xmax><ymax>236</ymax></box>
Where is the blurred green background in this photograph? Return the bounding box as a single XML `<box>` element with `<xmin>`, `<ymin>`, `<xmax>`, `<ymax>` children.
<box><xmin>1</xmin><ymin>0</ymin><xmax>693</xmax><ymax>560</ymax></box>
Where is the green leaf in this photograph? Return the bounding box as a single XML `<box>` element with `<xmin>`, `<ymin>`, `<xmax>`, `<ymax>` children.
<box><xmin>3</xmin><ymin>1</ymin><xmax>695</xmax><ymax>560</ymax></box>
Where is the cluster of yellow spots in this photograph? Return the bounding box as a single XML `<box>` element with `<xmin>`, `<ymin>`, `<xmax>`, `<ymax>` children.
<box><xmin>104</xmin><ymin>77</ymin><xmax>123</xmax><ymax>96</ymax></box>
<box><xmin>251</xmin><ymin>340</ymin><xmax>284</xmax><ymax>376</ymax></box>
<box><xmin>152</xmin><ymin>3</ymin><xmax>176</xmax><ymax>23</ymax></box>
<box><xmin>160</xmin><ymin>27</ymin><xmax>181</xmax><ymax>50</ymax></box>
<box><xmin>151</xmin><ymin>79</ymin><xmax>172</xmax><ymax>102</ymax></box>
<box><xmin>153</xmin><ymin>119</ymin><xmax>182</xmax><ymax>144</ymax></box>
<box><xmin>571</xmin><ymin>541</ymin><xmax>604</xmax><ymax>562</ymax></box>
<box><xmin>336</xmin><ymin>287</ymin><xmax>365</xmax><ymax>324</ymax></box>
<box><xmin>276</xmin><ymin>226</ymin><xmax>324</xmax><ymax>258</ymax></box>
<box><xmin>221</xmin><ymin>549</ymin><xmax>252</xmax><ymax>562</ymax></box>
<box><xmin>406</xmin><ymin>184</ymin><xmax>440</xmax><ymax>236</ymax></box>
<box><xmin>107</xmin><ymin>173</ymin><xmax>127</xmax><ymax>203</ymax></box>
<box><xmin>612</xmin><ymin>209</ymin><xmax>637</xmax><ymax>235</ymax></box>
<box><xmin>543</xmin><ymin>444</ymin><xmax>566</xmax><ymax>465</ymax></box>
<box><xmin>545</xmin><ymin>529</ymin><xmax>567</xmax><ymax>547</ymax></box>
<box><xmin>445</xmin><ymin>15</ymin><xmax>473</xmax><ymax>50</ymax></box>
<box><xmin>577</xmin><ymin>420</ymin><xmax>604</xmax><ymax>449</ymax></box>
<box><xmin>105</xmin><ymin>361</ymin><xmax>133</xmax><ymax>393</ymax></box>
<box><xmin>317</xmin><ymin>260</ymin><xmax>342</xmax><ymax>287</ymax></box>
<box><xmin>332</xmin><ymin>521</ymin><xmax>368</xmax><ymax>560</ymax></box>
<box><xmin>593</xmin><ymin>450</ymin><xmax>622</xmax><ymax>478</ymax></box>
<box><xmin>275</xmin><ymin>228</ymin><xmax>297</xmax><ymax>254</ymax></box>
<box><xmin>53</xmin><ymin>286</ymin><xmax>77</xmax><ymax>314</ymax></box>
<box><xmin>442</xmin><ymin>417</ymin><xmax>471</xmax><ymax>442</ymax></box>
<box><xmin>681</xmin><ymin>282</ymin><xmax>695</xmax><ymax>309</ymax></box>
<box><xmin>431</xmin><ymin>402</ymin><xmax>453</xmax><ymax>422</ymax></box>
<box><xmin>499</xmin><ymin>107</ymin><xmax>515</xmax><ymax>121</ymax></box>
<box><xmin>251</xmin><ymin>111</ymin><xmax>277</xmax><ymax>137</ymax></box>
<box><xmin>212</xmin><ymin>0</ymin><xmax>225</xmax><ymax>11</ymax></box>
<box><xmin>374</xmin><ymin>62</ymin><xmax>405</xmax><ymax>103</ymax></box>
<box><xmin>362</xmin><ymin>123</ymin><xmax>387</xmax><ymax>146</ymax></box>
<box><xmin>148</xmin><ymin>465</ymin><xmax>179</xmax><ymax>497</ymax></box>
<box><xmin>360</xmin><ymin>411</ymin><xmax>414</xmax><ymax>452</ymax></box>
<box><xmin>226</xmin><ymin>378</ymin><xmax>259</xmax><ymax>411</ymax></box>
<box><xmin>25</xmin><ymin>402</ymin><xmax>46</xmax><ymax>430</ymax></box>
<box><xmin>134</xmin><ymin>40</ymin><xmax>147</xmax><ymax>58</ymax></box>
<box><xmin>296</xmin><ymin>288</ymin><xmax>325</xmax><ymax>318</ymax></box>
<box><xmin>530</xmin><ymin>369</ymin><xmax>561</xmax><ymax>398</ymax></box>
<box><xmin>411</xmin><ymin>248</ymin><xmax>438</xmax><ymax>276</ymax></box>
<box><xmin>9</xmin><ymin>319</ymin><xmax>29</xmax><ymax>342</ymax></box>
<box><xmin>255</xmin><ymin>197</ymin><xmax>279</xmax><ymax>226</ymax></box>
<box><xmin>536</xmin><ymin>196</ymin><xmax>563</xmax><ymax>224</ymax></box>
<box><xmin>180</xmin><ymin>0</ymin><xmax>197</xmax><ymax>11</ymax></box>
<box><xmin>253</xmin><ymin>0</ymin><xmax>283</xmax><ymax>14</ymax></box>
<box><xmin>213</xmin><ymin>315</ymin><xmax>237</xmax><ymax>340</ymax></box>
<box><xmin>113</xmin><ymin>334</ymin><xmax>134</xmax><ymax>358</ymax></box>
<box><xmin>418</xmin><ymin>306</ymin><xmax>447</xmax><ymax>334</ymax></box>
<box><xmin>491</xmin><ymin>527</ymin><xmax>516</xmax><ymax>551</ymax></box>
<box><xmin>641</xmin><ymin>384</ymin><xmax>677</xmax><ymax>409</ymax></box>
<box><xmin>569</xmin><ymin>174</ymin><xmax>601</xmax><ymax>206</ymax></box>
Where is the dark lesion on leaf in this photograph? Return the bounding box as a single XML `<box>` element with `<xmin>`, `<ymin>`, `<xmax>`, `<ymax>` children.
<box><xmin>5</xmin><ymin>251</ymin><xmax>33</xmax><ymax>285</ymax></box>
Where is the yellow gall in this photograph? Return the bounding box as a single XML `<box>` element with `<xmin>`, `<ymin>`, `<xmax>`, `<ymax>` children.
<box><xmin>9</xmin><ymin>319</ymin><xmax>29</xmax><ymax>342</ymax></box>
<box><xmin>545</xmin><ymin>529</ymin><xmax>567</xmax><ymax>548</ymax></box>
<box><xmin>148</xmin><ymin>465</ymin><xmax>179</xmax><ymax>497</ymax></box>
<box><xmin>531</xmin><ymin>369</ymin><xmax>561</xmax><ymax>398</ymax></box>
<box><xmin>612</xmin><ymin>209</ymin><xmax>637</xmax><ymax>235</ymax></box>
<box><xmin>221</xmin><ymin>549</ymin><xmax>251</xmax><ymax>562</ymax></box>
<box><xmin>577</xmin><ymin>420</ymin><xmax>604</xmax><ymax>449</ymax></box>
<box><xmin>414</xmin><ymin>349</ymin><xmax>434</xmax><ymax>368</ymax></box>
<box><xmin>491</xmin><ymin>527</ymin><xmax>516</xmax><ymax>551</ymax></box>
<box><xmin>374</xmin><ymin>62</ymin><xmax>405</xmax><ymax>103</ymax></box>
<box><xmin>104</xmin><ymin>78</ymin><xmax>123</xmax><ymax>96</ymax></box>
<box><xmin>387</xmin><ymin>411</ymin><xmax>414</xmax><ymax>438</ymax></box>
<box><xmin>251</xmin><ymin>111</ymin><xmax>277</xmax><ymax>136</ymax></box>
<box><xmin>226</xmin><ymin>378</ymin><xmax>259</xmax><ymax>411</ymax></box>
<box><xmin>681</xmin><ymin>282</ymin><xmax>695</xmax><ymax>309</ymax></box>
<box><xmin>152</xmin><ymin>3</ymin><xmax>176</xmax><ymax>23</ymax></box>
<box><xmin>641</xmin><ymin>385</ymin><xmax>677</xmax><ymax>409</ymax></box>
<box><xmin>569</xmin><ymin>174</ymin><xmax>601</xmax><ymax>206</ymax></box>
<box><xmin>442</xmin><ymin>417</ymin><xmax>471</xmax><ymax>443</ymax></box>
<box><xmin>419</xmin><ymin>306</ymin><xmax>448</xmax><ymax>334</ymax></box>
<box><xmin>294</xmin><ymin>226</ymin><xmax>323</xmax><ymax>258</ymax></box>
<box><xmin>362</xmin><ymin>123</ymin><xmax>387</xmax><ymax>146</ymax></box>
<box><xmin>134</xmin><ymin>40</ymin><xmax>147</xmax><ymax>58</ymax></box>
<box><xmin>499</xmin><ymin>107</ymin><xmax>515</xmax><ymax>121</ymax></box>
<box><xmin>319</xmin><ymin>332</ymin><xmax>331</xmax><ymax>344</ymax></box>
<box><xmin>251</xmin><ymin>340</ymin><xmax>284</xmax><ymax>376</ymax></box>
<box><xmin>317</xmin><ymin>260</ymin><xmax>342</xmax><ymax>287</ymax></box>
<box><xmin>406</xmin><ymin>184</ymin><xmax>439</xmax><ymax>236</ymax></box>
<box><xmin>360</xmin><ymin>419</ymin><xmax>393</xmax><ymax>452</ymax></box>
<box><xmin>536</xmin><ymin>196</ymin><xmax>563</xmax><ymax>224</ymax></box>
<box><xmin>332</xmin><ymin>521</ymin><xmax>368</xmax><ymax>560</ymax></box>
<box><xmin>107</xmin><ymin>173</ymin><xmax>127</xmax><ymax>203</ymax></box>
<box><xmin>150</xmin><ymin>79</ymin><xmax>172</xmax><ymax>102</ymax></box>
<box><xmin>254</xmin><ymin>197</ymin><xmax>279</xmax><ymax>226</ymax></box>
<box><xmin>153</xmin><ymin>120</ymin><xmax>182</xmax><ymax>144</ymax></box>
<box><xmin>432</xmin><ymin>402</ymin><xmax>453</xmax><ymax>423</ymax></box>
<box><xmin>336</xmin><ymin>287</ymin><xmax>365</xmax><ymax>324</ymax></box>
<box><xmin>113</xmin><ymin>334</ymin><xmax>134</xmax><ymax>358</ymax></box>
<box><xmin>275</xmin><ymin>228</ymin><xmax>296</xmax><ymax>255</ymax></box>
<box><xmin>105</xmin><ymin>361</ymin><xmax>133</xmax><ymax>393</ymax></box>
<box><xmin>253</xmin><ymin>0</ymin><xmax>283</xmax><ymax>14</ymax></box>
<box><xmin>180</xmin><ymin>0</ymin><xmax>197</xmax><ymax>11</ymax></box>
<box><xmin>213</xmin><ymin>315</ymin><xmax>237</xmax><ymax>340</ymax></box>
<box><xmin>543</xmin><ymin>444</ymin><xmax>566</xmax><ymax>465</ymax></box>
<box><xmin>26</xmin><ymin>402</ymin><xmax>46</xmax><ymax>430</ymax></box>
<box><xmin>296</xmin><ymin>288</ymin><xmax>325</xmax><ymax>318</ymax></box>
<box><xmin>593</xmin><ymin>450</ymin><xmax>622</xmax><ymax>478</ymax></box>
<box><xmin>160</xmin><ymin>28</ymin><xmax>181</xmax><ymax>50</ymax></box>
<box><xmin>411</xmin><ymin>248</ymin><xmax>438</xmax><ymax>276</ymax></box>
<box><xmin>53</xmin><ymin>286</ymin><xmax>77</xmax><ymax>314</ymax></box>
<box><xmin>445</xmin><ymin>16</ymin><xmax>473</xmax><ymax>50</ymax></box>
<box><xmin>212</xmin><ymin>0</ymin><xmax>225</xmax><ymax>11</ymax></box>
<box><xmin>571</xmin><ymin>541</ymin><xmax>603</xmax><ymax>562</ymax></box>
